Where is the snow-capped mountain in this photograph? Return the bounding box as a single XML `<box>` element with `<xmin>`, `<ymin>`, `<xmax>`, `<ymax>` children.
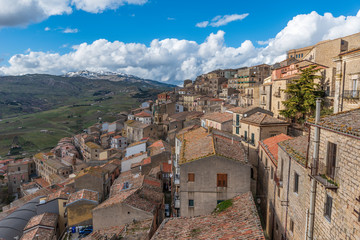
<box><xmin>64</xmin><ymin>70</ymin><xmax>139</xmax><ymax>79</ymax></box>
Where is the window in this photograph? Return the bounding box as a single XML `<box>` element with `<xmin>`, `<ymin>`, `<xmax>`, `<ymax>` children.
<box><xmin>18</xmin><ymin>167</ymin><xmax>20</xmax><ymax>171</ymax></box>
<box><xmin>278</xmin><ymin>101</ymin><xmax>280</xmax><ymax>109</ymax></box>
<box><xmin>280</xmin><ymin>159</ymin><xmax>284</xmax><ymax>181</ymax></box>
<box><xmin>324</xmin><ymin>194</ymin><xmax>333</xmax><ymax>221</ymax></box>
<box><xmin>294</xmin><ymin>172</ymin><xmax>299</xmax><ymax>193</ymax></box>
<box><xmin>236</xmin><ymin>114</ymin><xmax>240</xmax><ymax>125</ymax></box>
<box><xmin>251</xmin><ymin>133</ymin><xmax>255</xmax><ymax>144</ymax></box>
<box><xmin>188</xmin><ymin>173</ymin><xmax>195</xmax><ymax>182</ymax></box>
<box><xmin>290</xmin><ymin>219</ymin><xmax>294</xmax><ymax>233</ymax></box>
<box><xmin>189</xmin><ymin>199</ymin><xmax>194</xmax><ymax>207</ymax></box>
<box><xmin>326</xmin><ymin>142</ymin><xmax>337</xmax><ymax>179</ymax></box>
<box><xmin>236</xmin><ymin>127</ymin><xmax>239</xmax><ymax>134</ymax></box>
<box><xmin>244</xmin><ymin>131</ymin><xmax>248</xmax><ymax>140</ymax></box>
<box><xmin>217</xmin><ymin>174</ymin><xmax>228</xmax><ymax>187</ymax></box>
<box><xmin>271</xmin><ymin>166</ymin><xmax>274</xmax><ymax>180</ymax></box>
<box><xmin>217</xmin><ymin>200</ymin><xmax>224</xmax><ymax>204</ymax></box>
<box><xmin>277</xmin><ymin>187</ymin><xmax>281</xmax><ymax>198</ymax></box>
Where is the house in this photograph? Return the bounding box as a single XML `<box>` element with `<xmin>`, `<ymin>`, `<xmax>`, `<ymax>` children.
<box><xmin>174</xmin><ymin>127</ymin><xmax>251</xmax><ymax>217</ymax></box>
<box><xmin>74</xmin><ymin>167</ymin><xmax>112</xmax><ymax>201</ymax></box>
<box><xmin>110</xmin><ymin>135</ymin><xmax>127</xmax><ymax>150</ymax></box>
<box><xmin>125</xmin><ymin>120</ymin><xmax>157</xmax><ymax>143</ymax></box>
<box><xmin>36</xmin><ymin>187</ymin><xmax>75</xmax><ymax>233</ymax></box>
<box><xmin>125</xmin><ymin>140</ymin><xmax>147</xmax><ymax>157</ymax></box>
<box><xmin>92</xmin><ymin>171</ymin><xmax>164</xmax><ymax>232</ymax></box>
<box><xmin>134</xmin><ymin>111</ymin><xmax>153</xmax><ymax>124</ymax></box>
<box><xmin>200</xmin><ymin>112</ymin><xmax>233</xmax><ymax>132</ymax></box>
<box><xmin>260</xmin><ymin>76</ymin><xmax>272</xmax><ymax>111</ymax></box>
<box><xmin>20</xmin><ymin>212</ymin><xmax>59</xmax><ymax>240</ymax></box>
<box><xmin>7</xmin><ymin>159</ymin><xmax>35</xmax><ymax>195</ymax></box>
<box><xmin>306</xmin><ymin>108</ymin><xmax>360</xmax><ymax>239</ymax></box>
<box><xmin>333</xmin><ymin>48</ymin><xmax>360</xmax><ymax>112</ymax></box>
<box><xmin>228</xmin><ymin>106</ymin><xmax>273</xmax><ymax>137</ymax></box>
<box><xmin>122</xmin><ymin>152</ymin><xmax>148</xmax><ymax>173</ymax></box>
<box><xmin>151</xmin><ymin>192</ymin><xmax>265</xmax><ymax>240</ymax></box>
<box><xmin>66</xmin><ymin>189</ymin><xmax>99</xmax><ymax>227</ymax></box>
<box><xmin>257</xmin><ymin>133</ymin><xmax>293</xmax><ymax>240</ymax></box>
<box><xmin>33</xmin><ymin>153</ymin><xmax>72</xmax><ymax>185</ymax></box>
<box><xmin>83</xmin><ymin>142</ymin><xmax>103</xmax><ymax>162</ymax></box>
<box><xmin>108</xmin><ymin>120</ymin><xmax>124</xmax><ymax>133</ymax></box>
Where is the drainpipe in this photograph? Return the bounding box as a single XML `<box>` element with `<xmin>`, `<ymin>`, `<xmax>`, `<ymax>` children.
<box><xmin>307</xmin><ymin>98</ymin><xmax>321</xmax><ymax>240</ymax></box>
<box><xmin>284</xmin><ymin>156</ymin><xmax>292</xmax><ymax>240</ymax></box>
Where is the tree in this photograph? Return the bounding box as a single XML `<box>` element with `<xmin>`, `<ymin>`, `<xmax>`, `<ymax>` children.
<box><xmin>280</xmin><ymin>65</ymin><xmax>325</xmax><ymax>122</ymax></box>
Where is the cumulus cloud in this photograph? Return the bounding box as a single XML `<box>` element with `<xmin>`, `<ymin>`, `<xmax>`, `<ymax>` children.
<box><xmin>196</xmin><ymin>13</ymin><xmax>249</xmax><ymax>28</ymax></box>
<box><xmin>44</xmin><ymin>27</ymin><xmax>51</xmax><ymax>31</ymax></box>
<box><xmin>63</xmin><ymin>27</ymin><xmax>78</xmax><ymax>33</ymax></box>
<box><xmin>1</xmin><ymin>10</ymin><xmax>360</xmax><ymax>83</ymax></box>
<box><xmin>0</xmin><ymin>0</ymin><xmax>148</xmax><ymax>27</ymax></box>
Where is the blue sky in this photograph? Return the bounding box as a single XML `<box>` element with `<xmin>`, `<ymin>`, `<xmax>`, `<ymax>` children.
<box><xmin>1</xmin><ymin>0</ymin><xmax>360</xmax><ymax>83</ymax></box>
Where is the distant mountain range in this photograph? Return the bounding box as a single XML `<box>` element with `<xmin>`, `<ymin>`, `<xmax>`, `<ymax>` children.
<box><xmin>0</xmin><ymin>73</ymin><xmax>175</xmax><ymax>118</ymax></box>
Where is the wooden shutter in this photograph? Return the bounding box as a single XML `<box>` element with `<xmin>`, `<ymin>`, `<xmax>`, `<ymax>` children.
<box><xmin>217</xmin><ymin>174</ymin><xmax>228</xmax><ymax>187</ymax></box>
<box><xmin>188</xmin><ymin>173</ymin><xmax>195</xmax><ymax>182</ymax></box>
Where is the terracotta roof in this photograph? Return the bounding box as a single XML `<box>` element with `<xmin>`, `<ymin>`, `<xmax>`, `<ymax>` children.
<box><xmin>202</xmin><ymin>112</ymin><xmax>233</xmax><ymax>123</ymax></box>
<box><xmin>21</xmin><ymin>228</ymin><xmax>55</xmax><ymax>240</ymax></box>
<box><xmin>148</xmin><ymin>140</ymin><xmax>171</xmax><ymax>156</ymax></box>
<box><xmin>46</xmin><ymin>186</ymin><xmax>75</xmax><ymax>201</ymax></box>
<box><xmin>33</xmin><ymin>177</ymin><xmax>50</xmax><ymax>188</ymax></box>
<box><xmin>152</xmin><ymin>192</ymin><xmax>265</xmax><ymax>240</ymax></box>
<box><xmin>241</xmin><ymin>112</ymin><xmax>288</xmax><ymax>126</ymax></box>
<box><xmin>178</xmin><ymin>127</ymin><xmax>247</xmax><ymax>164</ymax></box>
<box><xmin>134</xmin><ymin>111</ymin><xmax>152</xmax><ymax>118</ymax></box>
<box><xmin>113</xmin><ymin>135</ymin><xmax>123</xmax><ymax>139</ymax></box>
<box><xmin>307</xmin><ymin>108</ymin><xmax>360</xmax><ymax>138</ymax></box>
<box><xmin>94</xmin><ymin>172</ymin><xmax>162</xmax><ymax>214</ymax></box>
<box><xmin>279</xmin><ymin>135</ymin><xmax>308</xmax><ymax>166</ymax></box>
<box><xmin>23</xmin><ymin>212</ymin><xmax>58</xmax><ymax>231</ymax></box>
<box><xmin>67</xmin><ymin>189</ymin><xmax>99</xmax><ymax>206</ymax></box>
<box><xmin>259</xmin><ymin>134</ymin><xmax>293</xmax><ymax>167</ymax></box>
<box><xmin>142</xmin><ymin>157</ymin><xmax>151</xmax><ymax>165</ymax></box>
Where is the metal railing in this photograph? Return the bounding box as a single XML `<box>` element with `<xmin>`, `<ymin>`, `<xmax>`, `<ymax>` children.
<box><xmin>343</xmin><ymin>90</ymin><xmax>360</xmax><ymax>99</ymax></box>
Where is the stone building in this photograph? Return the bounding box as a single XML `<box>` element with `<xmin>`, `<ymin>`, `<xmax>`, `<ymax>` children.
<box><xmin>200</xmin><ymin>112</ymin><xmax>233</xmax><ymax>133</ymax></box>
<box><xmin>306</xmin><ymin>108</ymin><xmax>360</xmax><ymax>240</ymax></box>
<box><xmin>7</xmin><ymin>159</ymin><xmax>34</xmax><ymax>195</ymax></box>
<box><xmin>174</xmin><ymin>127</ymin><xmax>251</xmax><ymax>217</ymax></box>
<box><xmin>333</xmin><ymin>47</ymin><xmax>360</xmax><ymax>113</ymax></box>
<box><xmin>260</xmin><ymin>76</ymin><xmax>272</xmax><ymax>111</ymax></box>
<box><xmin>258</xmin><ymin>133</ymin><xmax>293</xmax><ymax>240</ymax></box>
<box><xmin>66</xmin><ymin>189</ymin><xmax>99</xmax><ymax>227</ymax></box>
<box><xmin>83</xmin><ymin>142</ymin><xmax>103</xmax><ymax>162</ymax></box>
<box><xmin>33</xmin><ymin>152</ymin><xmax>72</xmax><ymax>185</ymax></box>
<box><xmin>92</xmin><ymin>172</ymin><xmax>164</xmax><ymax>232</ymax></box>
<box><xmin>125</xmin><ymin>120</ymin><xmax>157</xmax><ymax>143</ymax></box>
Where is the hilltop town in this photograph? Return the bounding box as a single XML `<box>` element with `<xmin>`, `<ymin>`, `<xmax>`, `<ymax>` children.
<box><xmin>0</xmin><ymin>32</ymin><xmax>360</xmax><ymax>240</ymax></box>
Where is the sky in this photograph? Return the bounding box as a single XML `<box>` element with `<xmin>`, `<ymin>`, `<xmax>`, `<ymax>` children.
<box><xmin>0</xmin><ymin>0</ymin><xmax>360</xmax><ymax>84</ymax></box>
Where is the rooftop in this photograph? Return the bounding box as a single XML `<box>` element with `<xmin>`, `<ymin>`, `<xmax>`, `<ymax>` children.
<box><xmin>259</xmin><ymin>134</ymin><xmax>293</xmax><ymax>167</ymax></box>
<box><xmin>152</xmin><ymin>192</ymin><xmax>265</xmax><ymax>240</ymax></box>
<box><xmin>307</xmin><ymin>108</ymin><xmax>360</xmax><ymax>138</ymax></box>
<box><xmin>134</xmin><ymin>111</ymin><xmax>152</xmax><ymax>118</ymax></box>
<box><xmin>67</xmin><ymin>189</ymin><xmax>99</xmax><ymax>206</ymax></box>
<box><xmin>23</xmin><ymin>212</ymin><xmax>58</xmax><ymax>231</ymax></box>
<box><xmin>20</xmin><ymin>228</ymin><xmax>55</xmax><ymax>240</ymax></box>
<box><xmin>279</xmin><ymin>135</ymin><xmax>308</xmax><ymax>166</ymax></box>
<box><xmin>178</xmin><ymin>127</ymin><xmax>247</xmax><ymax>165</ymax></box>
<box><xmin>125</xmin><ymin>120</ymin><xmax>150</xmax><ymax>129</ymax></box>
<box><xmin>241</xmin><ymin>112</ymin><xmax>288</xmax><ymax>126</ymax></box>
<box><xmin>202</xmin><ymin>112</ymin><xmax>233</xmax><ymax>123</ymax></box>
<box><xmin>148</xmin><ymin>140</ymin><xmax>171</xmax><ymax>156</ymax></box>
<box><xmin>168</xmin><ymin>111</ymin><xmax>203</xmax><ymax>121</ymax></box>
<box><xmin>86</xmin><ymin>142</ymin><xmax>102</xmax><ymax>149</ymax></box>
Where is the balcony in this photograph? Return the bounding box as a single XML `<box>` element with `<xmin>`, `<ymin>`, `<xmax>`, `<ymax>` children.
<box><xmin>343</xmin><ymin>90</ymin><xmax>360</xmax><ymax>99</ymax></box>
<box><xmin>260</xmin><ymin>101</ymin><xmax>266</xmax><ymax>106</ymax></box>
<box><xmin>260</xmin><ymin>90</ymin><xmax>267</xmax><ymax>95</ymax></box>
<box><xmin>314</xmin><ymin>175</ymin><xmax>338</xmax><ymax>189</ymax></box>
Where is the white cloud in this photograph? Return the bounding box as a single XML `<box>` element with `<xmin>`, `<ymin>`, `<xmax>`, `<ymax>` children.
<box><xmin>1</xmin><ymin>10</ymin><xmax>360</xmax><ymax>83</ymax></box>
<box><xmin>44</xmin><ymin>27</ymin><xmax>51</xmax><ymax>31</ymax></box>
<box><xmin>71</xmin><ymin>0</ymin><xmax>147</xmax><ymax>13</ymax></box>
<box><xmin>196</xmin><ymin>13</ymin><xmax>249</xmax><ymax>28</ymax></box>
<box><xmin>167</xmin><ymin>17</ymin><xmax>175</xmax><ymax>21</ymax></box>
<box><xmin>63</xmin><ymin>27</ymin><xmax>78</xmax><ymax>33</ymax></box>
<box><xmin>0</xmin><ymin>0</ymin><xmax>148</xmax><ymax>27</ymax></box>
<box><xmin>195</xmin><ymin>21</ymin><xmax>209</xmax><ymax>28</ymax></box>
